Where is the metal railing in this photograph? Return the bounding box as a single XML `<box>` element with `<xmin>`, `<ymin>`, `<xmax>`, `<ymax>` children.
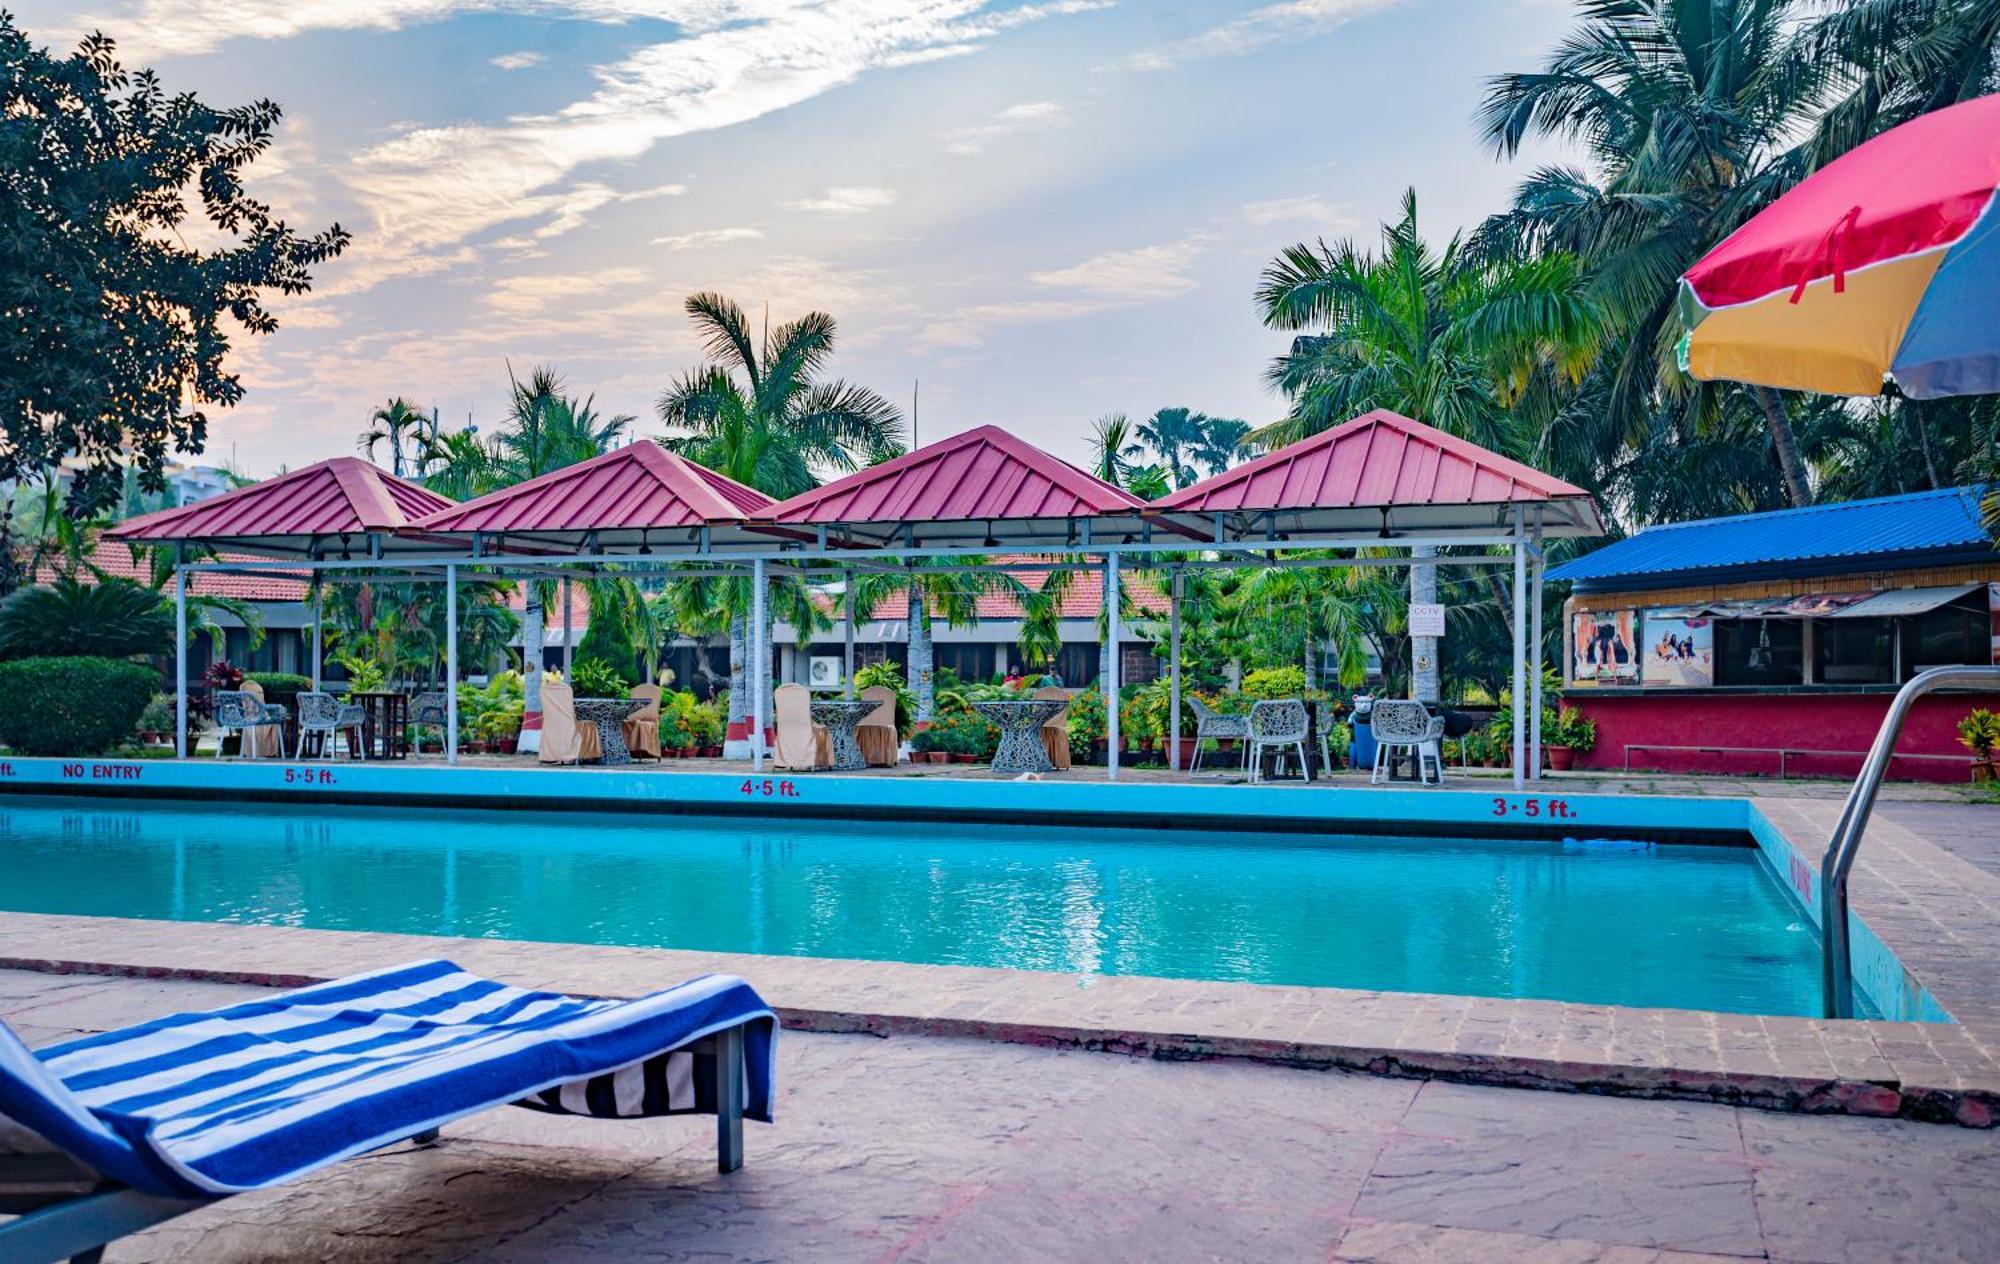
<box><xmin>1820</xmin><ymin>665</ymin><xmax>2000</xmax><ymax>1018</ymax></box>
<box><xmin>1623</xmin><ymin>742</ymin><xmax>1972</xmax><ymax>779</ymax></box>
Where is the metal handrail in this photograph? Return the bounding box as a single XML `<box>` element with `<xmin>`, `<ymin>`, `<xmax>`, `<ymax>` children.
<box><xmin>1820</xmin><ymin>665</ymin><xmax>2000</xmax><ymax>1018</ymax></box>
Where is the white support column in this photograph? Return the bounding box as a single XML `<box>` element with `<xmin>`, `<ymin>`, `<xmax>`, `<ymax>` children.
<box><xmin>1168</xmin><ymin>568</ymin><xmax>1183</xmax><ymax>772</ymax></box>
<box><xmin>174</xmin><ymin>562</ymin><xmax>188</xmax><ymax>759</ymax></box>
<box><xmin>1511</xmin><ymin>525</ymin><xmax>1527</xmax><ymax>790</ymax></box>
<box><xmin>1529</xmin><ymin>522</ymin><xmax>1546</xmax><ymax>783</ymax></box>
<box><xmin>310</xmin><ymin>586</ymin><xmax>323</xmax><ymax>691</ymax></box>
<box><xmin>752</xmin><ymin>557</ymin><xmax>768</xmax><ymax>772</ymax></box>
<box><xmin>843</xmin><ymin>568</ymin><xmax>856</xmax><ymax>699</ymax></box>
<box><xmin>446</xmin><ymin>563</ymin><xmax>459</xmax><ymax>766</ymax></box>
<box><xmin>560</xmin><ymin>574</ymin><xmax>573</xmax><ymax>676</ymax></box>
<box><xmin>1105</xmin><ymin>551</ymin><xmax>1121</xmax><ymax>783</ymax></box>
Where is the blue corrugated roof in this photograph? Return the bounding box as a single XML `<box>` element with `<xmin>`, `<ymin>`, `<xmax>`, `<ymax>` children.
<box><xmin>1547</xmin><ymin>486</ymin><xmax>1997</xmax><ymax>592</ymax></box>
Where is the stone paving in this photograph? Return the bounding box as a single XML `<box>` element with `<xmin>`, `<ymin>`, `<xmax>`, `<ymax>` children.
<box><xmin>7</xmin><ymin>969</ymin><xmax>1998</xmax><ymax>1264</ymax></box>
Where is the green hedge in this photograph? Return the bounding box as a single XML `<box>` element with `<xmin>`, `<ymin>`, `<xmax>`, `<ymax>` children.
<box><xmin>244</xmin><ymin>672</ymin><xmax>312</xmax><ymax>695</ymax></box>
<box><xmin>0</xmin><ymin>657</ymin><xmax>159</xmax><ymax>756</ymax></box>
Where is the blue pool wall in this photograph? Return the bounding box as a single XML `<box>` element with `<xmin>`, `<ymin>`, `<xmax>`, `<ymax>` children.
<box><xmin>0</xmin><ymin>756</ymin><xmax>1950</xmax><ymax>1022</ymax></box>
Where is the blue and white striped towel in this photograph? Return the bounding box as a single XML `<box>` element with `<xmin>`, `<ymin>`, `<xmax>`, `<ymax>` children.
<box><xmin>0</xmin><ymin>960</ymin><xmax>776</xmax><ymax>1197</ymax></box>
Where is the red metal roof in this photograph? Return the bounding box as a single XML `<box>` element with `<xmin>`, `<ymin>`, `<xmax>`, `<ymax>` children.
<box><xmin>1151</xmin><ymin>410</ymin><xmax>1593</xmax><ymax>513</ymax></box>
<box><xmin>411</xmin><ymin>440</ymin><xmax>770</xmax><ymax>535</ymax></box>
<box><xmin>828</xmin><ymin>557</ymin><xmax>1170</xmax><ymax>622</ymax></box>
<box><xmin>762</xmin><ymin>425</ymin><xmax>1144</xmax><ymax>526</ymax></box>
<box><xmin>105</xmin><ymin>457</ymin><xmax>452</xmax><ymax>544</ymax></box>
<box><xmin>34</xmin><ymin>548</ymin><xmax>309</xmax><ymax>602</ymax></box>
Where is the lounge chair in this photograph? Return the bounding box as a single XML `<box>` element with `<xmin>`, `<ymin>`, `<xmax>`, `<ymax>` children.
<box><xmin>1034</xmin><ymin>686</ymin><xmax>1071</xmax><ymax>770</ymax></box>
<box><xmin>538</xmin><ymin>680</ymin><xmax>603</xmax><ymax>765</ymax></box>
<box><xmin>855</xmin><ymin>685</ymin><xmax>899</xmax><ymax>766</ymax></box>
<box><xmin>624</xmin><ymin>684</ymin><xmax>663</xmax><ymax>759</ymax></box>
<box><xmin>0</xmin><ymin>960</ymin><xmax>775</xmax><ymax>1264</ymax></box>
<box><xmin>771</xmin><ymin>683</ymin><xmax>829</xmax><ymax>772</ymax></box>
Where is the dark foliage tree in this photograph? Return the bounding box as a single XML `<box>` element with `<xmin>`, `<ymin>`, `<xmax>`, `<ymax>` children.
<box><xmin>0</xmin><ymin>16</ymin><xmax>348</xmax><ymax>512</ymax></box>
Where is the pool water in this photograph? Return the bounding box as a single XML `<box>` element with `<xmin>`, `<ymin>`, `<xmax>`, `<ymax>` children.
<box><xmin>0</xmin><ymin>796</ymin><xmax>1843</xmax><ymax>1017</ymax></box>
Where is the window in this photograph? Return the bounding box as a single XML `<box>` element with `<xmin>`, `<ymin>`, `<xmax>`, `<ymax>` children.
<box><xmin>1902</xmin><ymin>597</ymin><xmax>1988</xmax><ymax>675</ymax></box>
<box><xmin>1816</xmin><ymin>617</ymin><xmax>1894</xmax><ymax>685</ymax></box>
<box><xmin>1714</xmin><ymin>618</ymin><xmax>1804</xmax><ymax>687</ymax></box>
<box><xmin>933</xmin><ymin>644</ymin><xmax>994</xmax><ymax>683</ymax></box>
<box><xmin>1121</xmin><ymin>644</ymin><xmax>1160</xmax><ymax>685</ymax></box>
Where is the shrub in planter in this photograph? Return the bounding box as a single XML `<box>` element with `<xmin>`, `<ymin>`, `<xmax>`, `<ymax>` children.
<box><xmin>0</xmin><ymin>657</ymin><xmax>159</xmax><ymax>755</ymax></box>
<box><xmin>1241</xmin><ymin>666</ymin><xmax>1307</xmax><ymax>700</ymax></box>
<box><xmin>136</xmin><ymin>693</ymin><xmax>174</xmax><ymax>742</ymax></box>
<box><xmin>569</xmin><ymin>656</ymin><xmax>629</xmax><ymax>699</ymax></box>
<box><xmin>909</xmin><ymin>725</ymin><xmax>948</xmax><ymax>763</ymax></box>
<box><xmin>1958</xmin><ymin>708</ymin><xmax>2000</xmax><ymax>781</ymax></box>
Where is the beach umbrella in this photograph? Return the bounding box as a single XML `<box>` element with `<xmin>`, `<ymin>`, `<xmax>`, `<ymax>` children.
<box><xmin>1678</xmin><ymin>93</ymin><xmax>2000</xmax><ymax>399</ymax></box>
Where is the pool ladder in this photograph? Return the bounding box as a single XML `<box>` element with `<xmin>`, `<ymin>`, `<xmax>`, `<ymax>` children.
<box><xmin>1821</xmin><ymin>665</ymin><xmax>2000</xmax><ymax>1018</ymax></box>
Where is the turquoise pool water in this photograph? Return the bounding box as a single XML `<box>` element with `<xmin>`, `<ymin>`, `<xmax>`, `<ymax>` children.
<box><xmin>0</xmin><ymin>796</ymin><xmax>1843</xmax><ymax>1016</ymax></box>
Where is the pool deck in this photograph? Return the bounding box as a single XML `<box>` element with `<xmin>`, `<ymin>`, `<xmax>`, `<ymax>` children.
<box><xmin>13</xmin><ymin>969</ymin><xmax>1998</xmax><ymax>1263</ymax></box>
<box><xmin>1</xmin><ymin>758</ymin><xmax>1997</xmax><ymax>1131</ymax></box>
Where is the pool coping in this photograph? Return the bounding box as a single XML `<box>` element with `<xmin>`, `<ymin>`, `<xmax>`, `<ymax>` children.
<box><xmin>2</xmin><ymin>758</ymin><xmax>1995</xmax><ymax>1126</ymax></box>
<box><xmin>3</xmin><ymin>912</ymin><xmax>1995</xmax><ymax>1128</ymax></box>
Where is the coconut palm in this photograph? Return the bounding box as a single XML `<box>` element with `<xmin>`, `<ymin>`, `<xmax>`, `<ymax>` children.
<box><xmin>1258</xmin><ymin>190</ymin><xmax>1597</xmax><ymax>701</ymax></box>
<box><xmin>657</xmin><ymin>292</ymin><xmax>902</xmax><ymax>735</ymax></box>
<box><xmin>1191</xmin><ymin>416</ymin><xmax>1253</xmax><ymax>477</ymax></box>
<box><xmin>360</xmin><ymin>398</ymin><xmax>434</xmax><ymax>479</ymax></box>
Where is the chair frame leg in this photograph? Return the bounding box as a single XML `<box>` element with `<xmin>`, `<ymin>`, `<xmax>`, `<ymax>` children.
<box><xmin>714</xmin><ymin>1025</ymin><xmax>745</xmax><ymax>1174</ymax></box>
<box><xmin>0</xmin><ymin>1184</ymin><xmax>211</xmax><ymax>1264</ymax></box>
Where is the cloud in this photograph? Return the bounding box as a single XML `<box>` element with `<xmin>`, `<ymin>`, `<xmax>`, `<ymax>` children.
<box><xmin>313</xmin><ymin>5</ymin><xmax>1094</xmax><ymax>297</ymax></box>
<box><xmin>651</xmin><ymin>226</ymin><xmax>765</xmax><ymax>249</ymax></box>
<box><xmin>1132</xmin><ymin>0</ymin><xmax>1402</xmax><ymax>71</ymax></box>
<box><xmin>785</xmin><ymin>185</ymin><xmax>899</xmax><ymax>215</ymax></box>
<box><xmin>942</xmin><ymin>99</ymin><xmax>1068</xmax><ymax>154</ymax></box>
<box><xmin>924</xmin><ymin>235</ymin><xmax>1209</xmax><ymax>347</ymax></box>
<box><xmin>1239</xmin><ymin>195</ymin><xmax>1353</xmax><ymax>228</ymax></box>
<box><xmin>490</xmin><ymin>49</ymin><xmax>546</xmax><ymax>70</ymax></box>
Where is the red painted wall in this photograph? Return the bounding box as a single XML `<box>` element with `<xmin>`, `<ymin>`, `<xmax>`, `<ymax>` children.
<box><xmin>1566</xmin><ymin>691</ymin><xmax>1999</xmax><ymax>782</ymax></box>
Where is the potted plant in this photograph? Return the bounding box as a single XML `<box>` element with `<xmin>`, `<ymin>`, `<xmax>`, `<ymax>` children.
<box><xmin>1958</xmin><ymin>708</ymin><xmax>2000</xmax><ymax>782</ymax></box>
<box><xmin>1066</xmin><ymin>688</ymin><xmax>1107</xmax><ymax>764</ymax></box>
<box><xmin>909</xmin><ymin>725</ymin><xmax>947</xmax><ymax>764</ymax></box>
<box><xmin>1545</xmin><ymin>707</ymin><xmax>1595</xmax><ymax>771</ymax></box>
<box><xmin>569</xmin><ymin>656</ymin><xmax>629</xmax><ymax>700</ymax></box>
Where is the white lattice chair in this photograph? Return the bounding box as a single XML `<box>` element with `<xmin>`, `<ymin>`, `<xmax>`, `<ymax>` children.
<box><xmin>1369</xmin><ymin>700</ymin><xmax>1446</xmax><ymax>786</ymax></box>
<box><xmin>1247</xmin><ymin>699</ymin><xmax>1310</xmax><ymax>784</ymax></box>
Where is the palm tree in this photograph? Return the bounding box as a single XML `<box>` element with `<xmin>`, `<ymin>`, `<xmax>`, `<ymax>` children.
<box><xmin>847</xmin><ymin>564</ymin><xmax>1028</xmax><ymax>722</ymax></box>
<box><xmin>1257</xmin><ymin>190</ymin><xmax>1597</xmax><ymax>701</ymax></box>
<box><xmin>657</xmin><ymin>292</ymin><xmax>903</xmax><ymax>737</ymax></box>
<box><xmin>1470</xmin><ymin>0</ymin><xmax>1986</xmax><ymax>508</ymax></box>
<box><xmin>1136</xmin><ymin>408</ymin><xmax>1204</xmax><ymax>489</ymax></box>
<box><xmin>1191</xmin><ymin>416</ymin><xmax>1253</xmax><ymax>477</ymax></box>
<box><xmin>361</xmin><ymin>398</ymin><xmax>434</xmax><ymax>479</ymax></box>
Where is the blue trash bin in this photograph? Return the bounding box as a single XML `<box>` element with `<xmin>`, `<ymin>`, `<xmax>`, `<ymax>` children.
<box><xmin>1348</xmin><ymin>694</ymin><xmax>1377</xmax><ymax>771</ymax></box>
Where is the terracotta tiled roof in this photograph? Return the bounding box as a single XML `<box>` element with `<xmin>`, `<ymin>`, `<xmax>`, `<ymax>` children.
<box><xmin>828</xmin><ymin>558</ymin><xmax>1169</xmax><ymax>622</ymax></box>
<box><xmin>32</xmin><ymin>547</ymin><xmax>308</xmax><ymax>602</ymax></box>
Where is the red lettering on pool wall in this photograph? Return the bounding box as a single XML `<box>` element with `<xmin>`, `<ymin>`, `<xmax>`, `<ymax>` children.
<box><xmin>1490</xmin><ymin>796</ymin><xmax>1576</xmax><ymax>820</ymax></box>
<box><xmin>91</xmin><ymin>763</ymin><xmax>143</xmax><ymax>780</ymax></box>
<box><xmin>282</xmin><ymin>767</ymin><xmax>337</xmax><ymax>786</ymax></box>
<box><xmin>61</xmin><ymin>763</ymin><xmax>85</xmax><ymax>779</ymax></box>
<box><xmin>738</xmin><ymin>778</ymin><xmax>801</xmax><ymax>799</ymax></box>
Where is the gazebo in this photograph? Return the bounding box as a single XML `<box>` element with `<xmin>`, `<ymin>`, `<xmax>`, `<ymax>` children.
<box><xmin>109</xmin><ymin>413</ymin><xmax>1603</xmax><ymax>788</ymax></box>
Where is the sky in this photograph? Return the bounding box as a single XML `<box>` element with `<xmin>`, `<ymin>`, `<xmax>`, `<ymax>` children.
<box><xmin>11</xmin><ymin>0</ymin><xmax>1577</xmax><ymax>479</ymax></box>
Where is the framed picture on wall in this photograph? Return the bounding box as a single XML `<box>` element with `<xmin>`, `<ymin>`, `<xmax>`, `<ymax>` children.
<box><xmin>1570</xmin><ymin>609</ymin><xmax>1638</xmax><ymax>686</ymax></box>
<box><xmin>1641</xmin><ymin>613</ymin><xmax>1714</xmax><ymax>687</ymax></box>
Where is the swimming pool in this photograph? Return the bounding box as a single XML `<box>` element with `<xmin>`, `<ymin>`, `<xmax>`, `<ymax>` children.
<box><xmin>0</xmin><ymin>795</ymin><xmax>1850</xmax><ymax>1017</ymax></box>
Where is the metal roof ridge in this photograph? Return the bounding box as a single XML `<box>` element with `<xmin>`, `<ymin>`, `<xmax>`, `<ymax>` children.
<box><xmin>1621</xmin><ymin>483</ymin><xmax>1986</xmax><ymax>536</ymax></box>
